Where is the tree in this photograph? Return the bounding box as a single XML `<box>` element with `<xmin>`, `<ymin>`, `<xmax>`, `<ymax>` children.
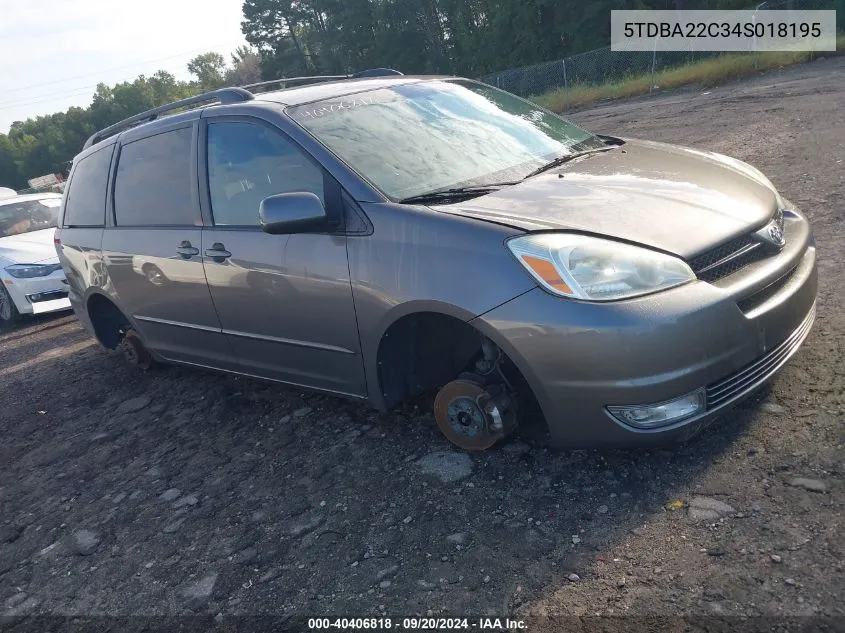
<box><xmin>188</xmin><ymin>52</ymin><xmax>227</xmax><ymax>90</ymax></box>
<box><xmin>242</xmin><ymin>0</ymin><xmax>313</xmax><ymax>75</ymax></box>
<box><xmin>3</xmin><ymin>0</ymin><xmax>786</xmax><ymax>190</ymax></box>
<box><xmin>225</xmin><ymin>47</ymin><xmax>263</xmax><ymax>85</ymax></box>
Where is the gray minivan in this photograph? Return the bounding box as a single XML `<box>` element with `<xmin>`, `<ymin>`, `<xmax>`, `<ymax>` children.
<box><xmin>56</xmin><ymin>70</ymin><xmax>817</xmax><ymax>451</ymax></box>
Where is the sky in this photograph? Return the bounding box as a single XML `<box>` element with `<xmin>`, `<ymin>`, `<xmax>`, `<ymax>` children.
<box><xmin>0</xmin><ymin>0</ymin><xmax>247</xmax><ymax>133</ymax></box>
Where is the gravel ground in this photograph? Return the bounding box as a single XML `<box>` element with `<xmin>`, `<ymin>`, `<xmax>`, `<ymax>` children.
<box><xmin>1</xmin><ymin>58</ymin><xmax>843</xmax><ymax>629</ymax></box>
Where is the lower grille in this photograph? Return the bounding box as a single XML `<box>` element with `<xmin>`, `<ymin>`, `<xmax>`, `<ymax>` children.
<box><xmin>27</xmin><ymin>290</ymin><xmax>69</xmax><ymax>304</ymax></box>
<box><xmin>705</xmin><ymin>302</ymin><xmax>815</xmax><ymax>409</ymax></box>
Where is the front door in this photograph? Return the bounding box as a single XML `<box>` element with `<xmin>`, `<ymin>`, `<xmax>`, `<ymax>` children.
<box><xmin>199</xmin><ymin>117</ymin><xmax>365</xmax><ymax>397</ymax></box>
<box><xmin>103</xmin><ymin>120</ymin><xmax>234</xmax><ymax>368</ymax></box>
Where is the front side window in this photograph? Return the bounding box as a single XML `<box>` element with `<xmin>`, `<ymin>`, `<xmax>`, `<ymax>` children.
<box><xmin>206</xmin><ymin>121</ymin><xmax>324</xmax><ymax>226</ymax></box>
<box><xmin>62</xmin><ymin>144</ymin><xmax>113</xmax><ymax>227</ymax></box>
<box><xmin>0</xmin><ymin>197</ymin><xmax>62</xmax><ymax>237</ymax></box>
<box><xmin>287</xmin><ymin>80</ymin><xmax>604</xmax><ymax>201</ymax></box>
<box><xmin>114</xmin><ymin>127</ymin><xmax>195</xmax><ymax>226</ymax></box>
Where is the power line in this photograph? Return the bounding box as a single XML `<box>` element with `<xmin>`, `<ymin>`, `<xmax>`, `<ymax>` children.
<box><xmin>0</xmin><ymin>44</ymin><xmax>243</xmax><ymax>112</ymax></box>
<box><xmin>0</xmin><ymin>43</ymin><xmax>238</xmax><ymax>95</ymax></box>
<box><xmin>0</xmin><ymin>65</ymin><xmax>197</xmax><ymax>110</ymax></box>
<box><xmin>2</xmin><ymin>85</ymin><xmax>108</xmax><ymax>110</ymax></box>
<box><xmin>0</xmin><ymin>88</ymin><xmax>104</xmax><ymax>112</ymax></box>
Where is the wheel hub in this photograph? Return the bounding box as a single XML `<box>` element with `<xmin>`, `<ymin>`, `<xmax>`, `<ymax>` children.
<box><xmin>447</xmin><ymin>396</ymin><xmax>487</xmax><ymax>438</ymax></box>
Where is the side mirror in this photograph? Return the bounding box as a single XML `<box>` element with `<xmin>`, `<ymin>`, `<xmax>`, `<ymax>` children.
<box><xmin>259</xmin><ymin>192</ymin><xmax>327</xmax><ymax>235</ymax></box>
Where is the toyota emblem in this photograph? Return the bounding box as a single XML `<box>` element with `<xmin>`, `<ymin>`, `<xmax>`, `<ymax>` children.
<box><xmin>768</xmin><ymin>223</ymin><xmax>785</xmax><ymax>246</ymax></box>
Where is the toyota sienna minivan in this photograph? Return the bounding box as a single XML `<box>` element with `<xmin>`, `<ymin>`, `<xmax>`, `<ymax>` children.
<box><xmin>55</xmin><ymin>70</ymin><xmax>817</xmax><ymax>451</ymax></box>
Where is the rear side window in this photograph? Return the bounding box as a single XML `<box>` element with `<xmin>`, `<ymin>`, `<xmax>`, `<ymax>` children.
<box><xmin>63</xmin><ymin>145</ymin><xmax>114</xmax><ymax>227</ymax></box>
<box><xmin>114</xmin><ymin>127</ymin><xmax>195</xmax><ymax>226</ymax></box>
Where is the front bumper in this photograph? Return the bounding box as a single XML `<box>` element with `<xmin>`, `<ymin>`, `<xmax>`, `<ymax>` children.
<box><xmin>473</xmin><ymin>233</ymin><xmax>817</xmax><ymax>449</ymax></box>
<box><xmin>4</xmin><ymin>272</ymin><xmax>71</xmax><ymax>315</ymax></box>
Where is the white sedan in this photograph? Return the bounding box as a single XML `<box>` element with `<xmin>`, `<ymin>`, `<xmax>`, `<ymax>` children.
<box><xmin>0</xmin><ymin>193</ymin><xmax>72</xmax><ymax>324</ymax></box>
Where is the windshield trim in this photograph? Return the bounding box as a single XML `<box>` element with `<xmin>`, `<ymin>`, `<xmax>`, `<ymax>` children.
<box><xmin>285</xmin><ymin>78</ymin><xmax>599</xmax><ymax>204</ymax></box>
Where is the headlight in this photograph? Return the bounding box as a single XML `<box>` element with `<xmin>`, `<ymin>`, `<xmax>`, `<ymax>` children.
<box><xmin>5</xmin><ymin>264</ymin><xmax>57</xmax><ymax>279</ymax></box>
<box><xmin>507</xmin><ymin>233</ymin><xmax>696</xmax><ymax>301</ymax></box>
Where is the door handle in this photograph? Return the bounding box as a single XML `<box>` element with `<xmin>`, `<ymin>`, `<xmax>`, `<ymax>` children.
<box><xmin>176</xmin><ymin>241</ymin><xmax>199</xmax><ymax>258</ymax></box>
<box><xmin>204</xmin><ymin>242</ymin><xmax>232</xmax><ymax>263</ymax></box>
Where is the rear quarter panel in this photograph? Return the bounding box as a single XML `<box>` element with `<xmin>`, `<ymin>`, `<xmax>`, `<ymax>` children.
<box><xmin>57</xmin><ymin>227</ymin><xmax>106</xmax><ymax>332</ymax></box>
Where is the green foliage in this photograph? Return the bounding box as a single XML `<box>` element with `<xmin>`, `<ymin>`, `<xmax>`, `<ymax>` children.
<box><xmin>0</xmin><ymin>51</ymin><xmax>259</xmax><ymax>190</ymax></box>
<box><xmin>188</xmin><ymin>53</ymin><xmax>227</xmax><ymax>90</ymax></box>
<box><xmin>240</xmin><ymin>0</ymin><xmax>844</xmax><ymax>80</ymax></box>
<box><xmin>3</xmin><ymin>0</ymin><xmax>841</xmax><ymax>189</ymax></box>
<box><xmin>240</xmin><ymin>0</ymin><xmax>770</xmax><ymax>79</ymax></box>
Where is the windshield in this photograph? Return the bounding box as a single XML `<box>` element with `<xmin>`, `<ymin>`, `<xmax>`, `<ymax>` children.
<box><xmin>0</xmin><ymin>198</ymin><xmax>61</xmax><ymax>238</ymax></box>
<box><xmin>288</xmin><ymin>80</ymin><xmax>604</xmax><ymax>201</ymax></box>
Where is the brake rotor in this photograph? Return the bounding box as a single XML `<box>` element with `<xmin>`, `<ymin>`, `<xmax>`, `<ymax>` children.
<box><xmin>434</xmin><ymin>379</ymin><xmax>500</xmax><ymax>451</ymax></box>
<box><xmin>120</xmin><ymin>330</ymin><xmax>153</xmax><ymax>370</ymax></box>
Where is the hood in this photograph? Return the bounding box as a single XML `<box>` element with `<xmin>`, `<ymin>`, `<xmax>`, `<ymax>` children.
<box><xmin>0</xmin><ymin>228</ymin><xmax>60</xmax><ymax>264</ymax></box>
<box><xmin>441</xmin><ymin>139</ymin><xmax>781</xmax><ymax>258</ymax></box>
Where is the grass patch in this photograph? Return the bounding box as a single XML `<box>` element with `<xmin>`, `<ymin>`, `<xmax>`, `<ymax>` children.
<box><xmin>534</xmin><ymin>35</ymin><xmax>845</xmax><ymax>113</ymax></box>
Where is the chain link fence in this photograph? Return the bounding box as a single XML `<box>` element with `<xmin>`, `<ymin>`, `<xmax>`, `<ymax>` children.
<box><xmin>481</xmin><ymin>0</ymin><xmax>833</xmax><ymax>97</ymax></box>
<box><xmin>482</xmin><ymin>48</ymin><xmax>725</xmax><ymax>97</ymax></box>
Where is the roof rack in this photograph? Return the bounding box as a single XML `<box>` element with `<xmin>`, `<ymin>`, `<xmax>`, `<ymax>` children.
<box><xmin>243</xmin><ymin>68</ymin><xmax>403</xmax><ymax>94</ymax></box>
<box><xmin>82</xmin><ymin>87</ymin><xmax>254</xmax><ymax>149</ymax></box>
<box><xmin>82</xmin><ymin>69</ymin><xmax>402</xmax><ymax>149</ymax></box>
<box><xmin>351</xmin><ymin>68</ymin><xmax>403</xmax><ymax>78</ymax></box>
<box><xmin>243</xmin><ymin>75</ymin><xmax>349</xmax><ymax>93</ymax></box>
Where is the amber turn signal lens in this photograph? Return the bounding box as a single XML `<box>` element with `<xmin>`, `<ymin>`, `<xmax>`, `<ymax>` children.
<box><xmin>520</xmin><ymin>255</ymin><xmax>572</xmax><ymax>294</ymax></box>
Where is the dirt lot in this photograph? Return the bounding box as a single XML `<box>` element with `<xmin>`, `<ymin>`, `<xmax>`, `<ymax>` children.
<box><xmin>1</xmin><ymin>58</ymin><xmax>843</xmax><ymax>629</ymax></box>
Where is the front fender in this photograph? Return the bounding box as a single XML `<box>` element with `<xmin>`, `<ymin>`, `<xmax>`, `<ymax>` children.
<box><xmin>349</xmin><ymin>202</ymin><xmax>536</xmax><ymax>410</ymax></box>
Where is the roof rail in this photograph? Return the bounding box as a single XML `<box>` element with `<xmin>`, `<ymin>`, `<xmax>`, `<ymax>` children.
<box><xmin>243</xmin><ymin>75</ymin><xmax>349</xmax><ymax>93</ymax></box>
<box><xmin>83</xmin><ymin>87</ymin><xmax>254</xmax><ymax>149</ymax></box>
<box><xmin>352</xmin><ymin>68</ymin><xmax>403</xmax><ymax>78</ymax></box>
<box><xmin>243</xmin><ymin>68</ymin><xmax>403</xmax><ymax>94</ymax></box>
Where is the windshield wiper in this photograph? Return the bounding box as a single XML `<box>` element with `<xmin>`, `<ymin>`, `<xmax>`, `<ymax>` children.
<box><xmin>398</xmin><ymin>182</ymin><xmax>520</xmax><ymax>205</ymax></box>
<box><xmin>398</xmin><ymin>143</ymin><xmax>620</xmax><ymax>205</ymax></box>
<box><xmin>524</xmin><ymin>145</ymin><xmax>618</xmax><ymax>180</ymax></box>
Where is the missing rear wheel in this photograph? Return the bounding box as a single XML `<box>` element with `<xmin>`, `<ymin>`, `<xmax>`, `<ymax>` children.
<box><xmin>119</xmin><ymin>330</ymin><xmax>154</xmax><ymax>370</ymax></box>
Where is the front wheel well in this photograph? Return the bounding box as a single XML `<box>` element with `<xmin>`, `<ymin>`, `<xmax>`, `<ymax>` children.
<box><xmin>86</xmin><ymin>293</ymin><xmax>130</xmax><ymax>349</ymax></box>
<box><xmin>376</xmin><ymin>312</ymin><xmax>479</xmax><ymax>409</ymax></box>
<box><xmin>375</xmin><ymin>312</ymin><xmax>538</xmax><ymax>418</ymax></box>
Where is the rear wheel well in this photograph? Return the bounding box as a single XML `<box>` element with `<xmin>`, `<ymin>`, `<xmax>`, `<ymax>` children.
<box><xmin>86</xmin><ymin>294</ymin><xmax>130</xmax><ymax>349</ymax></box>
